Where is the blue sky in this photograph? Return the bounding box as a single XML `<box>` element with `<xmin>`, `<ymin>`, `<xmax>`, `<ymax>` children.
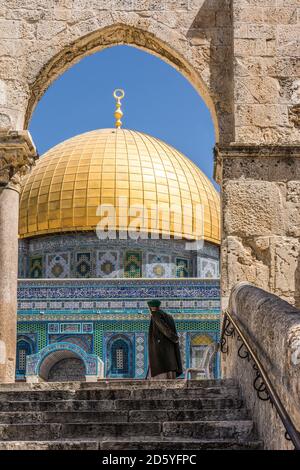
<box><xmin>29</xmin><ymin>45</ymin><xmax>217</xmax><ymax>188</ymax></box>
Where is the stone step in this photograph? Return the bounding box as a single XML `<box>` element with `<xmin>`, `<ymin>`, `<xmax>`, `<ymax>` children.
<box><xmin>0</xmin><ymin>423</ymin><xmax>161</xmax><ymax>440</ymax></box>
<box><xmin>0</xmin><ymin>378</ymin><xmax>262</xmax><ymax>450</ymax></box>
<box><xmin>162</xmin><ymin>420</ymin><xmax>255</xmax><ymax>440</ymax></box>
<box><xmin>99</xmin><ymin>439</ymin><xmax>263</xmax><ymax>451</ymax></box>
<box><xmin>0</xmin><ymin>387</ymin><xmax>239</xmax><ymax>402</ymax></box>
<box><xmin>0</xmin><ymin>390</ymin><xmax>77</xmax><ymax>402</ymax></box>
<box><xmin>115</xmin><ymin>397</ymin><xmax>244</xmax><ymax>411</ymax></box>
<box><xmin>0</xmin><ymin>378</ymin><xmax>237</xmax><ymax>392</ymax></box>
<box><xmin>0</xmin><ymin>420</ymin><xmax>254</xmax><ymax>441</ymax></box>
<box><xmin>128</xmin><ymin>408</ymin><xmax>249</xmax><ymax>422</ymax></box>
<box><xmin>0</xmin><ymin>410</ymin><xmax>128</xmax><ymax>424</ymax></box>
<box><xmin>0</xmin><ymin>439</ymin><xmax>263</xmax><ymax>451</ymax></box>
<box><xmin>0</xmin><ymin>408</ymin><xmax>249</xmax><ymax>424</ymax></box>
<box><xmin>0</xmin><ymin>397</ymin><xmax>244</xmax><ymax>412</ymax></box>
<box><xmin>82</xmin><ymin>379</ymin><xmax>237</xmax><ymax>389</ymax></box>
<box><xmin>75</xmin><ymin>387</ymin><xmax>240</xmax><ymax>401</ymax></box>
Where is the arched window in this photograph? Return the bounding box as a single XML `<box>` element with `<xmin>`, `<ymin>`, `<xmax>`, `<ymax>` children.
<box><xmin>16</xmin><ymin>340</ymin><xmax>33</xmax><ymax>375</ymax></box>
<box><xmin>110</xmin><ymin>339</ymin><xmax>130</xmax><ymax>376</ymax></box>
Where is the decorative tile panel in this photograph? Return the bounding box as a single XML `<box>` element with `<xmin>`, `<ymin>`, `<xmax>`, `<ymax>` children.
<box><xmin>198</xmin><ymin>258</ymin><xmax>219</xmax><ymax>279</ymax></box>
<box><xmin>96</xmin><ymin>251</ymin><xmax>120</xmax><ymax>278</ymax></box>
<box><xmin>60</xmin><ymin>323</ymin><xmax>81</xmax><ymax>334</ymax></box>
<box><xmin>145</xmin><ymin>254</ymin><xmax>172</xmax><ymax>278</ymax></box>
<box><xmin>76</xmin><ymin>252</ymin><xmax>92</xmax><ymax>278</ymax></box>
<box><xmin>49</xmin><ymin>334</ymin><xmax>93</xmax><ymax>353</ymax></box>
<box><xmin>124</xmin><ymin>251</ymin><xmax>142</xmax><ymax>278</ymax></box>
<box><xmin>178</xmin><ymin>331</ymin><xmax>187</xmax><ymax>372</ymax></box>
<box><xmin>135</xmin><ymin>333</ymin><xmax>147</xmax><ymax>378</ymax></box>
<box><xmin>46</xmin><ymin>253</ymin><xmax>70</xmax><ymax>278</ymax></box>
<box><xmin>82</xmin><ymin>323</ymin><xmax>93</xmax><ymax>333</ymax></box>
<box><xmin>48</xmin><ymin>323</ymin><xmax>59</xmax><ymax>334</ymax></box>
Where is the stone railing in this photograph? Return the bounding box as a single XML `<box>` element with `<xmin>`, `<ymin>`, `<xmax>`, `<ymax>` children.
<box><xmin>221</xmin><ymin>282</ymin><xmax>300</xmax><ymax>450</ymax></box>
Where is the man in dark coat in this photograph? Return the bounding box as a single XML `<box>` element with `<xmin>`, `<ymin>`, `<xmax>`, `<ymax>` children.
<box><xmin>147</xmin><ymin>299</ymin><xmax>182</xmax><ymax>379</ymax></box>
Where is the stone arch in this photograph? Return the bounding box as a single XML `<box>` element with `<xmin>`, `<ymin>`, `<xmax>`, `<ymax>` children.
<box><xmin>24</xmin><ymin>23</ymin><xmax>221</xmax><ymax>142</ymax></box>
<box><xmin>38</xmin><ymin>348</ymin><xmax>87</xmax><ymax>381</ymax></box>
<box><xmin>26</xmin><ymin>342</ymin><xmax>103</xmax><ymax>382</ymax></box>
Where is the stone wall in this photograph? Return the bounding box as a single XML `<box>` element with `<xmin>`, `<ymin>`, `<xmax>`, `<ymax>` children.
<box><xmin>0</xmin><ymin>1</ymin><xmax>298</xmax><ymax>144</ymax></box>
<box><xmin>0</xmin><ymin>0</ymin><xmax>234</xmax><ymax>143</ymax></box>
<box><xmin>222</xmin><ymin>282</ymin><xmax>300</xmax><ymax>450</ymax></box>
<box><xmin>217</xmin><ymin>145</ymin><xmax>300</xmax><ymax>306</ymax></box>
<box><xmin>216</xmin><ymin>0</ymin><xmax>300</xmax><ymax>306</ymax></box>
<box><xmin>232</xmin><ymin>0</ymin><xmax>300</xmax><ymax>145</ymax></box>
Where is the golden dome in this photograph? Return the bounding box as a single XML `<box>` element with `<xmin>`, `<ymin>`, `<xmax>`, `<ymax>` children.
<box><xmin>19</xmin><ymin>129</ymin><xmax>220</xmax><ymax>244</ymax></box>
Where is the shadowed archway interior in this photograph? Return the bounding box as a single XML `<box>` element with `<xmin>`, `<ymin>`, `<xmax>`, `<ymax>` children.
<box><xmin>39</xmin><ymin>349</ymin><xmax>87</xmax><ymax>381</ymax></box>
<box><xmin>48</xmin><ymin>357</ymin><xmax>86</xmax><ymax>382</ymax></box>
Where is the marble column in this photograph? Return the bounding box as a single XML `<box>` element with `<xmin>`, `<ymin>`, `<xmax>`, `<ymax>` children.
<box><xmin>0</xmin><ymin>131</ymin><xmax>37</xmax><ymax>382</ymax></box>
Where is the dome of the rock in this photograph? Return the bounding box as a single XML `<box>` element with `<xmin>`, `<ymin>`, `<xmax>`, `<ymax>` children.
<box><xmin>19</xmin><ymin>128</ymin><xmax>220</xmax><ymax>244</ymax></box>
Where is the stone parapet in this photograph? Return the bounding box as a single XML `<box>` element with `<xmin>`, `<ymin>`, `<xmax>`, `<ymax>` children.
<box><xmin>222</xmin><ymin>282</ymin><xmax>300</xmax><ymax>450</ymax></box>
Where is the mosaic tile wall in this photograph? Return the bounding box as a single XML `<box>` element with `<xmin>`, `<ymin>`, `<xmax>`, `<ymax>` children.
<box><xmin>19</xmin><ymin>233</ymin><xmax>219</xmax><ymax>280</ymax></box>
<box><xmin>17</xmin><ymin>320</ymin><xmax>220</xmax><ymax>380</ymax></box>
<box><xmin>16</xmin><ymin>278</ymin><xmax>221</xmax><ymax>380</ymax></box>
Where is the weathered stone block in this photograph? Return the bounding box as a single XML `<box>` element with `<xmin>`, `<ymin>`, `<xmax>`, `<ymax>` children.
<box><xmin>36</xmin><ymin>20</ymin><xmax>68</xmax><ymax>40</ymax></box>
<box><xmin>0</xmin><ymin>19</ymin><xmax>21</xmax><ymax>39</ymax></box>
<box><xmin>276</xmin><ymin>25</ymin><xmax>300</xmax><ymax>57</ymax></box>
<box><xmin>233</xmin><ymin>6</ymin><xmax>264</xmax><ymax>23</ymax></box>
<box><xmin>223</xmin><ymin>181</ymin><xmax>285</xmax><ymax>237</ymax></box>
<box><xmin>263</xmin><ymin>7</ymin><xmax>298</xmax><ymax>25</ymax></box>
<box><xmin>235</xmin><ymin>104</ymin><xmax>289</xmax><ymax>127</ymax></box>
<box><xmin>235</xmin><ymin>77</ymin><xmax>280</xmax><ymax>104</ymax></box>
<box><xmin>234</xmin><ymin>56</ymin><xmax>276</xmax><ymax>77</ymax></box>
<box><xmin>221</xmin><ymin>236</ymin><xmax>270</xmax><ymax>300</ymax></box>
<box><xmin>269</xmin><ymin>236</ymin><xmax>300</xmax><ymax>301</ymax></box>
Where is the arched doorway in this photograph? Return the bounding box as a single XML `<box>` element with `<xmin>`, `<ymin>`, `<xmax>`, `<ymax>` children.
<box><xmin>26</xmin><ymin>342</ymin><xmax>103</xmax><ymax>382</ymax></box>
<box><xmin>38</xmin><ymin>348</ymin><xmax>87</xmax><ymax>382</ymax></box>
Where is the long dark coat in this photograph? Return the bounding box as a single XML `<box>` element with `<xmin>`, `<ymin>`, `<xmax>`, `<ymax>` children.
<box><xmin>148</xmin><ymin>309</ymin><xmax>183</xmax><ymax>377</ymax></box>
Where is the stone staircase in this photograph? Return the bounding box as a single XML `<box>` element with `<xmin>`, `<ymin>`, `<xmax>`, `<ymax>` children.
<box><xmin>0</xmin><ymin>379</ymin><xmax>263</xmax><ymax>450</ymax></box>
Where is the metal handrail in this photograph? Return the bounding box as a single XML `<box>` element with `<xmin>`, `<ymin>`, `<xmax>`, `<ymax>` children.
<box><xmin>220</xmin><ymin>309</ymin><xmax>300</xmax><ymax>450</ymax></box>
